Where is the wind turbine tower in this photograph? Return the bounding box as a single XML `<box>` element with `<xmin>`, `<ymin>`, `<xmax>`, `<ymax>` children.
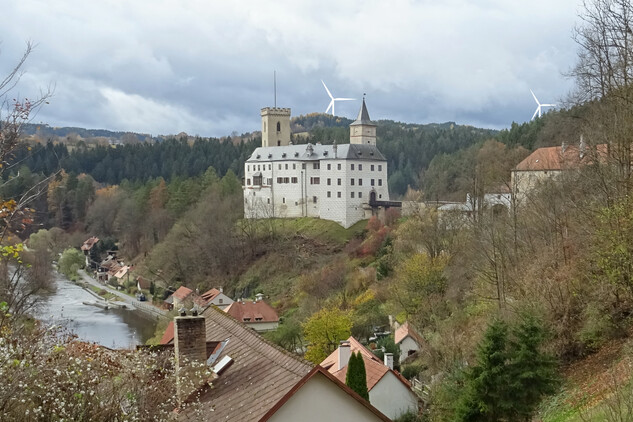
<box><xmin>530</xmin><ymin>89</ymin><xmax>556</xmax><ymax>120</ymax></box>
<box><xmin>321</xmin><ymin>80</ymin><xmax>355</xmax><ymax>116</ymax></box>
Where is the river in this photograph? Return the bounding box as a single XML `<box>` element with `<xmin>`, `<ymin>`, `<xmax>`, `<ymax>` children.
<box><xmin>36</xmin><ymin>273</ymin><xmax>158</xmax><ymax>349</ymax></box>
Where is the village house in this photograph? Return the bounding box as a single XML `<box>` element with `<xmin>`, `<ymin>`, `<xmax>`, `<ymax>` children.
<box><xmin>80</xmin><ymin>236</ymin><xmax>99</xmax><ymax>267</ymax></box>
<box><xmin>172</xmin><ymin>307</ymin><xmax>392</xmax><ymax>421</ymax></box>
<box><xmin>394</xmin><ymin>321</ymin><xmax>425</xmax><ymax>364</ymax></box>
<box><xmin>196</xmin><ymin>287</ymin><xmax>233</xmax><ymax>310</ymax></box>
<box><xmin>321</xmin><ymin>337</ymin><xmax>419</xmax><ymax>419</ymax></box>
<box><xmin>243</xmin><ymin>100</ymin><xmax>393</xmax><ymax>228</ymax></box>
<box><xmin>223</xmin><ymin>293</ymin><xmax>279</xmax><ymax>332</ymax></box>
<box><xmin>165</xmin><ymin>286</ymin><xmax>194</xmax><ymax>311</ymax></box>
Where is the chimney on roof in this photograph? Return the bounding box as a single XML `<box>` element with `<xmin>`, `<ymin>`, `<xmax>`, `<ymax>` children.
<box><xmin>219</xmin><ymin>287</ymin><xmax>223</xmax><ymax>293</ymax></box>
<box><xmin>384</xmin><ymin>352</ymin><xmax>394</xmax><ymax>370</ymax></box>
<box><xmin>255</xmin><ymin>293</ymin><xmax>264</xmax><ymax>302</ymax></box>
<box><xmin>561</xmin><ymin>140</ymin><xmax>567</xmax><ymax>153</ymax></box>
<box><xmin>338</xmin><ymin>340</ymin><xmax>351</xmax><ymax>371</ymax></box>
<box><xmin>174</xmin><ymin>313</ymin><xmax>207</xmax><ymax>404</ymax></box>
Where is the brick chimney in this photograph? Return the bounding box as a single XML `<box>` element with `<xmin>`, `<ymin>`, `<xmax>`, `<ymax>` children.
<box><xmin>384</xmin><ymin>352</ymin><xmax>394</xmax><ymax>370</ymax></box>
<box><xmin>338</xmin><ymin>340</ymin><xmax>351</xmax><ymax>370</ymax></box>
<box><xmin>174</xmin><ymin>312</ymin><xmax>207</xmax><ymax>403</ymax></box>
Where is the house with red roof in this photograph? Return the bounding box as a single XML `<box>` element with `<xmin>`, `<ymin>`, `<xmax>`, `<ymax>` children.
<box><xmin>394</xmin><ymin>321</ymin><xmax>425</xmax><ymax>363</ymax></box>
<box><xmin>224</xmin><ymin>294</ymin><xmax>279</xmax><ymax>332</ymax></box>
<box><xmin>321</xmin><ymin>336</ymin><xmax>419</xmax><ymax>419</ymax></box>
<box><xmin>165</xmin><ymin>286</ymin><xmax>194</xmax><ymax>311</ymax></box>
<box><xmin>196</xmin><ymin>287</ymin><xmax>233</xmax><ymax>310</ymax></box>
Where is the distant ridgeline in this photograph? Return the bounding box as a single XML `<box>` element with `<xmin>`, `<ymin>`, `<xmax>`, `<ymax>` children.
<box><xmin>13</xmin><ymin>115</ymin><xmax>500</xmax><ymax>196</ymax></box>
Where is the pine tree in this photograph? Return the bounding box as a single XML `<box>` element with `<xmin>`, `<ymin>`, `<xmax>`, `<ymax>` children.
<box><xmin>345</xmin><ymin>352</ymin><xmax>369</xmax><ymax>401</ymax></box>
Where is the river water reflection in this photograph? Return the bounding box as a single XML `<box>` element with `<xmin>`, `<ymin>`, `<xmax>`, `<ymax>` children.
<box><xmin>37</xmin><ymin>273</ymin><xmax>158</xmax><ymax>349</ymax></box>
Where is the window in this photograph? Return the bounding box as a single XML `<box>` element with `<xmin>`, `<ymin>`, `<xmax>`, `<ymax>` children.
<box><xmin>337</xmin><ymin>163</ymin><xmax>341</xmax><ymax>170</ymax></box>
<box><xmin>327</xmin><ymin>191</ymin><xmax>331</xmax><ymax>198</ymax></box>
<box><xmin>247</xmin><ymin>165</ymin><xmax>250</xmax><ymax>171</ymax></box>
<box><xmin>359</xmin><ymin>192</ymin><xmax>362</xmax><ymax>198</ymax></box>
<box><xmin>337</xmin><ymin>192</ymin><xmax>342</xmax><ymax>198</ymax></box>
<box><xmin>253</xmin><ymin>175</ymin><xmax>262</xmax><ymax>185</ymax></box>
<box><xmin>378</xmin><ymin>179</ymin><xmax>383</xmax><ymax>186</ymax></box>
<box><xmin>371</xmin><ymin>165</ymin><xmax>374</xmax><ymax>171</ymax></box>
<box><xmin>277</xmin><ymin>140</ymin><xmax>281</xmax><ymax>146</ymax></box>
<box><xmin>247</xmin><ymin>179</ymin><xmax>251</xmax><ymax>185</ymax></box>
<box><xmin>277</xmin><ymin>177</ymin><xmax>283</xmax><ymax>183</ymax></box>
<box><xmin>337</xmin><ymin>178</ymin><xmax>342</xmax><ymax>186</ymax></box>
<box><xmin>219</xmin><ymin>298</ymin><xmax>223</xmax><ymax>304</ymax></box>
<box><xmin>269</xmin><ymin>164</ymin><xmax>271</xmax><ymax>170</ymax></box>
<box><xmin>283</xmin><ymin>197</ymin><xmax>286</xmax><ymax>203</ymax></box>
<box><xmin>327</xmin><ymin>178</ymin><xmax>331</xmax><ymax>185</ymax></box>
<box><xmin>371</xmin><ymin>179</ymin><xmax>375</xmax><ymax>186</ymax></box>
<box><xmin>310</xmin><ymin>177</ymin><xmax>320</xmax><ymax>184</ymax></box>
<box><xmin>351</xmin><ymin>164</ymin><xmax>355</xmax><ymax>170</ymax></box>
<box><xmin>293</xmin><ymin>163</ymin><xmax>296</xmax><ymax>169</ymax></box>
<box><xmin>327</xmin><ymin>164</ymin><xmax>331</xmax><ymax>170</ymax></box>
<box><xmin>302</xmin><ymin>163</ymin><xmax>306</xmax><ymax>169</ymax></box>
<box><xmin>359</xmin><ymin>164</ymin><xmax>363</xmax><ymax>171</ymax></box>
<box><xmin>285</xmin><ymin>164</ymin><xmax>288</xmax><ymax>170</ymax></box>
<box><xmin>313</xmin><ymin>196</ymin><xmax>317</xmax><ymax>203</ymax></box>
<box><xmin>267</xmin><ymin>198</ymin><xmax>270</xmax><ymax>204</ymax></box>
<box><xmin>378</xmin><ymin>165</ymin><xmax>382</xmax><ymax>171</ymax></box>
<box><xmin>313</xmin><ymin>162</ymin><xmax>320</xmax><ymax>169</ymax></box>
<box><xmin>291</xmin><ymin>177</ymin><xmax>298</xmax><ymax>183</ymax></box>
<box><xmin>267</xmin><ymin>178</ymin><xmax>272</xmax><ymax>185</ymax></box>
<box><xmin>283</xmin><ymin>177</ymin><xmax>289</xmax><ymax>183</ymax></box>
<box><xmin>351</xmin><ymin>179</ymin><xmax>355</xmax><ymax>186</ymax></box>
<box><xmin>358</xmin><ymin>179</ymin><xmax>363</xmax><ymax>186</ymax></box>
<box><xmin>351</xmin><ymin>192</ymin><xmax>355</xmax><ymax>198</ymax></box>
<box><xmin>277</xmin><ymin>122</ymin><xmax>281</xmax><ymax>131</ymax></box>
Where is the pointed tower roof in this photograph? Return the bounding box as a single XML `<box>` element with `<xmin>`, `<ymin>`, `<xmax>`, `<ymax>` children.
<box><xmin>350</xmin><ymin>98</ymin><xmax>375</xmax><ymax>126</ymax></box>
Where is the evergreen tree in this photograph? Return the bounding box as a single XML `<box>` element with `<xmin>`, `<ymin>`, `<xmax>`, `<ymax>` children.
<box><xmin>345</xmin><ymin>352</ymin><xmax>369</xmax><ymax>401</ymax></box>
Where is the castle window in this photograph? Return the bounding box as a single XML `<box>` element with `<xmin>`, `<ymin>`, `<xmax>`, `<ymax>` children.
<box><xmin>278</xmin><ymin>164</ymin><xmax>282</xmax><ymax>170</ymax></box>
<box><xmin>351</xmin><ymin>164</ymin><xmax>355</xmax><ymax>170</ymax></box>
<box><xmin>253</xmin><ymin>175</ymin><xmax>262</xmax><ymax>185</ymax></box>
<box><xmin>278</xmin><ymin>141</ymin><xmax>281</xmax><ymax>146</ymax></box>
<box><xmin>247</xmin><ymin>179</ymin><xmax>251</xmax><ymax>185</ymax></box>
<box><xmin>285</xmin><ymin>164</ymin><xmax>288</xmax><ymax>170</ymax></box>
<box><xmin>310</xmin><ymin>177</ymin><xmax>320</xmax><ymax>184</ymax></box>
<box><xmin>293</xmin><ymin>163</ymin><xmax>296</xmax><ymax>169</ymax></box>
<box><xmin>313</xmin><ymin>163</ymin><xmax>320</xmax><ymax>170</ymax></box>
<box><xmin>371</xmin><ymin>165</ymin><xmax>374</xmax><ymax>171</ymax></box>
<box><xmin>338</xmin><ymin>164</ymin><xmax>341</xmax><ymax>170</ymax></box>
<box><xmin>337</xmin><ymin>192</ymin><xmax>342</xmax><ymax>198</ymax></box>
<box><xmin>277</xmin><ymin>122</ymin><xmax>281</xmax><ymax>132</ymax></box>
<box><xmin>358</xmin><ymin>192</ymin><xmax>362</xmax><ymax>198</ymax></box>
<box><xmin>257</xmin><ymin>165</ymin><xmax>260</xmax><ymax>171</ymax></box>
<box><xmin>378</xmin><ymin>179</ymin><xmax>383</xmax><ymax>186</ymax></box>
<box><xmin>327</xmin><ymin>178</ymin><xmax>331</xmax><ymax>185</ymax></box>
<box><xmin>327</xmin><ymin>164</ymin><xmax>331</xmax><ymax>170</ymax></box>
<box><xmin>359</xmin><ymin>164</ymin><xmax>363</xmax><ymax>171</ymax></box>
<box><xmin>313</xmin><ymin>196</ymin><xmax>317</xmax><ymax>203</ymax></box>
<box><xmin>277</xmin><ymin>177</ymin><xmax>283</xmax><ymax>183</ymax></box>
<box><xmin>337</xmin><ymin>178</ymin><xmax>341</xmax><ymax>186</ymax></box>
<box><xmin>351</xmin><ymin>179</ymin><xmax>355</xmax><ymax>186</ymax></box>
<box><xmin>269</xmin><ymin>164</ymin><xmax>272</xmax><ymax>170</ymax></box>
<box><xmin>378</xmin><ymin>165</ymin><xmax>382</xmax><ymax>171</ymax></box>
<box><xmin>371</xmin><ymin>179</ymin><xmax>375</xmax><ymax>186</ymax></box>
<box><xmin>302</xmin><ymin>163</ymin><xmax>306</xmax><ymax>169</ymax></box>
<box><xmin>264</xmin><ymin>122</ymin><xmax>266</xmax><ymax>132</ymax></box>
<box><xmin>267</xmin><ymin>178</ymin><xmax>272</xmax><ymax>184</ymax></box>
<box><xmin>351</xmin><ymin>192</ymin><xmax>355</xmax><ymax>198</ymax></box>
<box><xmin>267</xmin><ymin>198</ymin><xmax>270</xmax><ymax>204</ymax></box>
<box><xmin>291</xmin><ymin>177</ymin><xmax>298</xmax><ymax>183</ymax></box>
<box><xmin>283</xmin><ymin>197</ymin><xmax>286</xmax><ymax>203</ymax></box>
<box><xmin>284</xmin><ymin>177</ymin><xmax>290</xmax><ymax>183</ymax></box>
<box><xmin>358</xmin><ymin>179</ymin><xmax>362</xmax><ymax>186</ymax></box>
<box><xmin>327</xmin><ymin>191</ymin><xmax>331</xmax><ymax>198</ymax></box>
<box><xmin>247</xmin><ymin>165</ymin><xmax>250</xmax><ymax>171</ymax></box>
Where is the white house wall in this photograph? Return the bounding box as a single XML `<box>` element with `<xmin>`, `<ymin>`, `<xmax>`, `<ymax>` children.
<box><xmin>369</xmin><ymin>372</ymin><xmax>419</xmax><ymax>420</ymax></box>
<box><xmin>399</xmin><ymin>336</ymin><xmax>420</xmax><ymax>363</ymax></box>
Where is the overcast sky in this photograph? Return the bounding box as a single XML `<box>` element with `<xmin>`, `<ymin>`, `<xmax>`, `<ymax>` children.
<box><xmin>1</xmin><ymin>0</ymin><xmax>582</xmax><ymax>137</ymax></box>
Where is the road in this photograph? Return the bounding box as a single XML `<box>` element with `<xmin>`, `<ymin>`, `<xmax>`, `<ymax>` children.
<box><xmin>78</xmin><ymin>270</ymin><xmax>167</xmax><ymax>319</ymax></box>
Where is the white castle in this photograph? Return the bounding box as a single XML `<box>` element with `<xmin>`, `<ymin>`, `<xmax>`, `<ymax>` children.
<box><xmin>243</xmin><ymin>100</ymin><xmax>390</xmax><ymax>228</ymax></box>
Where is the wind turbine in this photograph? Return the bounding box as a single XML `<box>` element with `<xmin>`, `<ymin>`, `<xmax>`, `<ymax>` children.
<box><xmin>321</xmin><ymin>80</ymin><xmax>354</xmax><ymax>116</ymax></box>
<box><xmin>530</xmin><ymin>89</ymin><xmax>556</xmax><ymax>120</ymax></box>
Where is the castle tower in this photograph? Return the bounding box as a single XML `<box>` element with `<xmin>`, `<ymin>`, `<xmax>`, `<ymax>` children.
<box><xmin>261</xmin><ymin>107</ymin><xmax>291</xmax><ymax>147</ymax></box>
<box><xmin>349</xmin><ymin>98</ymin><xmax>376</xmax><ymax>145</ymax></box>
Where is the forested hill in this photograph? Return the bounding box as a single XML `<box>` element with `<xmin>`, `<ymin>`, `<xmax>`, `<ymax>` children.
<box><xmin>16</xmin><ymin>114</ymin><xmax>504</xmax><ymax>196</ymax></box>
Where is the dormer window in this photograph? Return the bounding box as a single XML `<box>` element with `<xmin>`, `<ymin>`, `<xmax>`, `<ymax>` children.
<box><xmin>243</xmin><ymin>317</ymin><xmax>251</xmax><ymax>322</ymax></box>
<box><xmin>323</xmin><ymin>151</ymin><xmax>328</xmax><ymax>156</ymax></box>
<box><xmin>282</xmin><ymin>153</ymin><xmax>287</xmax><ymax>158</ymax></box>
<box><xmin>255</xmin><ymin>317</ymin><xmax>263</xmax><ymax>321</ymax></box>
<box><xmin>268</xmin><ymin>153</ymin><xmax>272</xmax><ymax>158</ymax></box>
<box><xmin>256</xmin><ymin>154</ymin><xmax>261</xmax><ymax>159</ymax></box>
<box><xmin>294</xmin><ymin>152</ymin><xmax>299</xmax><ymax>157</ymax></box>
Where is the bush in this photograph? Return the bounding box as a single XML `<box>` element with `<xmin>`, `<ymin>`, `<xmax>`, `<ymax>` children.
<box><xmin>402</xmin><ymin>363</ymin><xmax>423</xmax><ymax>381</ymax></box>
<box><xmin>394</xmin><ymin>411</ymin><xmax>423</xmax><ymax>422</ymax></box>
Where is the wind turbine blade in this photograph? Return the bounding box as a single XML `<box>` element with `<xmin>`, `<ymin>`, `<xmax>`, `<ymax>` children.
<box><xmin>326</xmin><ymin>100</ymin><xmax>333</xmax><ymax>114</ymax></box>
<box><xmin>541</xmin><ymin>103</ymin><xmax>556</xmax><ymax>107</ymax></box>
<box><xmin>531</xmin><ymin>107</ymin><xmax>540</xmax><ymax>121</ymax></box>
<box><xmin>530</xmin><ymin>89</ymin><xmax>540</xmax><ymax>106</ymax></box>
<box><xmin>321</xmin><ymin>80</ymin><xmax>333</xmax><ymax>100</ymax></box>
<box><xmin>335</xmin><ymin>98</ymin><xmax>355</xmax><ymax>101</ymax></box>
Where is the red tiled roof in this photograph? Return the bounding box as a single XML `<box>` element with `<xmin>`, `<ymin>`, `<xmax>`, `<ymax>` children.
<box><xmin>136</xmin><ymin>276</ymin><xmax>151</xmax><ymax>290</ymax></box>
<box><xmin>395</xmin><ymin>321</ymin><xmax>425</xmax><ymax>346</ymax></box>
<box><xmin>514</xmin><ymin>144</ymin><xmax>607</xmax><ymax>172</ymax></box>
<box><xmin>179</xmin><ymin>306</ymin><xmax>312</xmax><ymax>421</ymax></box>
<box><xmin>81</xmin><ymin>236</ymin><xmax>99</xmax><ymax>251</ymax></box>
<box><xmin>172</xmin><ymin>286</ymin><xmax>193</xmax><ymax>300</ymax></box>
<box><xmin>224</xmin><ymin>300</ymin><xmax>279</xmax><ymax>323</ymax></box>
<box><xmin>331</xmin><ymin>354</ymin><xmax>389</xmax><ymax>390</ymax></box>
<box><xmin>200</xmin><ymin>288</ymin><xmax>221</xmax><ymax>302</ymax></box>
<box><xmin>321</xmin><ymin>336</ymin><xmax>379</xmax><ymax>371</ymax></box>
<box><xmin>259</xmin><ymin>366</ymin><xmax>392</xmax><ymax>422</ymax></box>
<box><xmin>160</xmin><ymin>321</ymin><xmax>174</xmax><ymax>344</ymax></box>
